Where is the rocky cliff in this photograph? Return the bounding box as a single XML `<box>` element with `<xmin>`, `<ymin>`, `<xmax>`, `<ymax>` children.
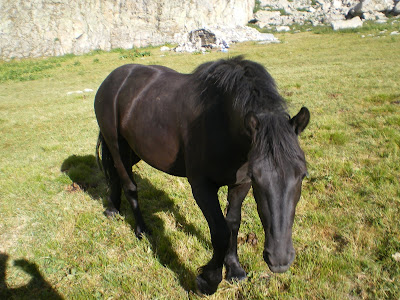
<box><xmin>0</xmin><ymin>0</ymin><xmax>254</xmax><ymax>60</ymax></box>
<box><xmin>1</xmin><ymin>0</ymin><xmax>399</xmax><ymax>60</ymax></box>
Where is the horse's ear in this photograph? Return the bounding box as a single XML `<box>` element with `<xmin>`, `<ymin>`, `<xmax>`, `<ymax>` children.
<box><xmin>290</xmin><ymin>107</ymin><xmax>310</xmax><ymax>135</ymax></box>
<box><xmin>244</xmin><ymin>112</ymin><xmax>259</xmax><ymax>138</ymax></box>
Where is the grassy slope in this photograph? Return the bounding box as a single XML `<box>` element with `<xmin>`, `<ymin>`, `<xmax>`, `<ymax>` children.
<box><xmin>0</xmin><ymin>30</ymin><xmax>399</xmax><ymax>299</ymax></box>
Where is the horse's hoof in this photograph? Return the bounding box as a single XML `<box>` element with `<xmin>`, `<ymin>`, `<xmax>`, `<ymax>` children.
<box><xmin>195</xmin><ymin>274</ymin><xmax>219</xmax><ymax>295</ymax></box>
<box><xmin>135</xmin><ymin>225</ymin><xmax>152</xmax><ymax>239</ymax></box>
<box><xmin>104</xmin><ymin>208</ymin><xmax>119</xmax><ymax>218</ymax></box>
<box><xmin>226</xmin><ymin>266</ymin><xmax>247</xmax><ymax>282</ymax></box>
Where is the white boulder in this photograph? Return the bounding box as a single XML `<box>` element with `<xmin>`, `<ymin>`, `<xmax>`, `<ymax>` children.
<box><xmin>348</xmin><ymin>0</ymin><xmax>395</xmax><ymax>17</ymax></box>
<box><xmin>393</xmin><ymin>1</ymin><xmax>400</xmax><ymax>15</ymax></box>
<box><xmin>331</xmin><ymin>16</ymin><xmax>363</xmax><ymax>30</ymax></box>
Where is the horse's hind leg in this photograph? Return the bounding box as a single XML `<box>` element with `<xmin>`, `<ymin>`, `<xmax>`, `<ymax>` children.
<box><xmin>119</xmin><ymin>139</ymin><xmax>149</xmax><ymax>238</ymax></box>
<box><xmin>105</xmin><ymin>169</ymin><xmax>122</xmax><ymax>217</ymax></box>
<box><xmin>98</xmin><ymin>132</ymin><xmax>122</xmax><ymax>216</ymax></box>
<box><xmin>103</xmin><ymin>139</ymin><xmax>141</xmax><ymax>218</ymax></box>
<box><xmin>100</xmin><ymin>134</ymin><xmax>148</xmax><ymax>238</ymax></box>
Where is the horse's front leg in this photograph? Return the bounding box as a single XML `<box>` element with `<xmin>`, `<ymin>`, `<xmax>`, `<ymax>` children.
<box><xmin>224</xmin><ymin>182</ymin><xmax>251</xmax><ymax>281</ymax></box>
<box><xmin>190</xmin><ymin>180</ymin><xmax>230</xmax><ymax>295</ymax></box>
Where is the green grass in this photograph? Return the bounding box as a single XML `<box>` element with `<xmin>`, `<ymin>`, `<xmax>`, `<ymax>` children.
<box><xmin>1</xmin><ymin>29</ymin><xmax>400</xmax><ymax>299</ymax></box>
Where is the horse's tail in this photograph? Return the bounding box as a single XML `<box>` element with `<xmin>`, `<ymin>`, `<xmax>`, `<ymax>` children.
<box><xmin>96</xmin><ymin>131</ymin><xmax>114</xmax><ymax>187</ymax></box>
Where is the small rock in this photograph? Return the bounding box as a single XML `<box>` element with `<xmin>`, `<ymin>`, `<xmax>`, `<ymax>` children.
<box><xmin>67</xmin><ymin>91</ymin><xmax>83</xmax><ymax>95</ymax></box>
<box><xmin>83</xmin><ymin>88</ymin><xmax>94</xmax><ymax>93</ymax></box>
<box><xmin>276</xmin><ymin>26</ymin><xmax>291</xmax><ymax>32</ymax></box>
<box><xmin>160</xmin><ymin>46</ymin><xmax>170</xmax><ymax>51</ymax></box>
<box><xmin>390</xmin><ymin>31</ymin><xmax>400</xmax><ymax>35</ymax></box>
<box><xmin>332</xmin><ymin>0</ymin><xmax>342</xmax><ymax>9</ymax></box>
<box><xmin>392</xmin><ymin>252</ymin><xmax>400</xmax><ymax>262</ymax></box>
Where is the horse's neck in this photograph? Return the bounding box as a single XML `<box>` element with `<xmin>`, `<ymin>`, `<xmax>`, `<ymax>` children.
<box><xmin>222</xmin><ymin>97</ymin><xmax>251</xmax><ymax>148</ymax></box>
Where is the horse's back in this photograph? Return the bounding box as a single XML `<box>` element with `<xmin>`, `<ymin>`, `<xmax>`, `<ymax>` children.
<box><xmin>95</xmin><ymin>64</ymin><xmax>177</xmax><ymax>105</ymax></box>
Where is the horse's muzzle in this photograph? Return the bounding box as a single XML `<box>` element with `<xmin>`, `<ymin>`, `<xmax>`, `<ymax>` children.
<box><xmin>263</xmin><ymin>248</ymin><xmax>295</xmax><ymax>273</ymax></box>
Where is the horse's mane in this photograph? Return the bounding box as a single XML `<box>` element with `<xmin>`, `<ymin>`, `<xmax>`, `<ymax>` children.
<box><xmin>192</xmin><ymin>56</ymin><xmax>306</xmax><ymax>170</ymax></box>
<box><xmin>192</xmin><ymin>55</ymin><xmax>287</xmax><ymax>117</ymax></box>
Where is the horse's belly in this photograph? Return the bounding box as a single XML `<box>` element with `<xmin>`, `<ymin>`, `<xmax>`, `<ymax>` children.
<box><xmin>140</xmin><ymin>149</ymin><xmax>186</xmax><ymax>177</ymax></box>
<box><xmin>121</xmin><ymin>121</ymin><xmax>186</xmax><ymax>177</ymax></box>
<box><xmin>139</xmin><ymin>152</ymin><xmax>186</xmax><ymax>177</ymax></box>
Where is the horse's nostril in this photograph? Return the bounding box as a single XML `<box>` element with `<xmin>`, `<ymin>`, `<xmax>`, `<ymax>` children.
<box><xmin>263</xmin><ymin>250</ymin><xmax>279</xmax><ymax>268</ymax></box>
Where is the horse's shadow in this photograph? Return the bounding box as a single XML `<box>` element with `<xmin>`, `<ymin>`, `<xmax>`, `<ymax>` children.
<box><xmin>61</xmin><ymin>154</ymin><xmax>210</xmax><ymax>292</ymax></box>
<box><xmin>0</xmin><ymin>253</ymin><xmax>63</xmax><ymax>299</ymax></box>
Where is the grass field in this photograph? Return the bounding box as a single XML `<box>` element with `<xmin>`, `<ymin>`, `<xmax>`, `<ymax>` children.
<box><xmin>1</xmin><ymin>25</ymin><xmax>400</xmax><ymax>299</ymax></box>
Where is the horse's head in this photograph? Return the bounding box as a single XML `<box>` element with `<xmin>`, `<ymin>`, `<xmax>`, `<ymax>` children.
<box><xmin>245</xmin><ymin>107</ymin><xmax>310</xmax><ymax>273</ymax></box>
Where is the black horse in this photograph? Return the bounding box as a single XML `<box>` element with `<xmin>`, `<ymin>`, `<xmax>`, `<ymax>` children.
<box><xmin>95</xmin><ymin>56</ymin><xmax>310</xmax><ymax>295</ymax></box>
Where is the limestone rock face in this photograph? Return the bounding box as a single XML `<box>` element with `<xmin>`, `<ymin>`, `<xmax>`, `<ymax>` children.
<box><xmin>2</xmin><ymin>0</ymin><xmax>399</xmax><ymax>60</ymax></box>
<box><xmin>0</xmin><ymin>0</ymin><xmax>254</xmax><ymax>60</ymax></box>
